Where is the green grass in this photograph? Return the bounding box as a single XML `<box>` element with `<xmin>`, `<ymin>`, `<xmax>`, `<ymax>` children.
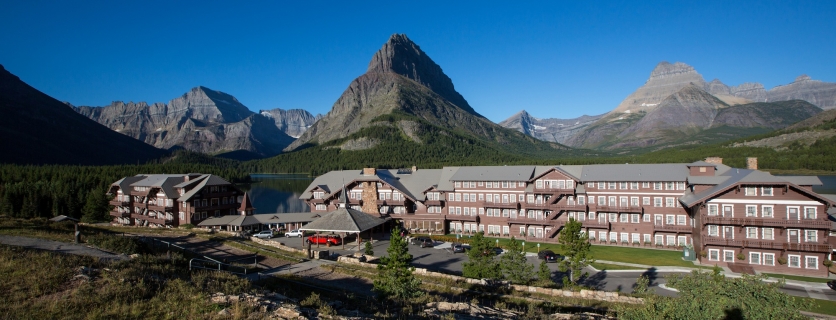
<box><xmin>795</xmin><ymin>296</ymin><xmax>836</xmax><ymax>316</ymax></box>
<box><xmin>764</xmin><ymin>273</ymin><xmax>831</xmax><ymax>284</ymax></box>
<box><xmin>588</xmin><ymin>262</ymin><xmax>643</xmax><ymax>271</ymax></box>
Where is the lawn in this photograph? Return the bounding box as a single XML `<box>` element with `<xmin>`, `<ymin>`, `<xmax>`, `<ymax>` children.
<box><xmin>764</xmin><ymin>273</ymin><xmax>831</xmax><ymax>284</ymax></box>
<box><xmin>795</xmin><ymin>296</ymin><xmax>836</xmax><ymax>316</ymax></box>
<box><xmin>588</xmin><ymin>262</ymin><xmax>644</xmax><ymax>271</ymax></box>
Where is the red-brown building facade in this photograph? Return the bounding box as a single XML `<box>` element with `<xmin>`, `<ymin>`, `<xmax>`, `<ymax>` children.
<box><xmin>301</xmin><ymin>158</ymin><xmax>836</xmax><ymax>276</ymax></box>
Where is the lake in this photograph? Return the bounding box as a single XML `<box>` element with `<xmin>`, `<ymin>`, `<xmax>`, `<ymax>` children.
<box><xmin>240</xmin><ymin>174</ymin><xmax>314</xmax><ymax>214</ymax></box>
<box><xmin>242</xmin><ymin>174</ymin><xmax>836</xmax><ymax>215</ymax></box>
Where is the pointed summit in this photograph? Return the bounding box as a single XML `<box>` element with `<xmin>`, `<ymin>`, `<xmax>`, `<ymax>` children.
<box><xmin>366</xmin><ymin>34</ymin><xmax>479</xmax><ymax>116</ymax></box>
<box><xmin>611</xmin><ymin>61</ymin><xmax>706</xmax><ymax>113</ymax></box>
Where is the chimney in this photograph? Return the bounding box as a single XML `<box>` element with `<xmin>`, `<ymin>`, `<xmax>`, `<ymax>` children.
<box><xmin>363</xmin><ymin>168</ymin><xmax>376</xmax><ymax>176</ymax></box>
<box><xmin>747</xmin><ymin>157</ymin><xmax>758</xmax><ymax>170</ymax></box>
<box><xmin>411</xmin><ymin>166</ymin><xmax>417</xmax><ymax>173</ymax></box>
<box><xmin>704</xmin><ymin>157</ymin><xmax>723</xmax><ymax>165</ymax></box>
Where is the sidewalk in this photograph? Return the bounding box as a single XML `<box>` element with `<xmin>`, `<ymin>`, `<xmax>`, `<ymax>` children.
<box><xmin>591</xmin><ymin>259</ymin><xmax>832</xmax><ymax>290</ymax></box>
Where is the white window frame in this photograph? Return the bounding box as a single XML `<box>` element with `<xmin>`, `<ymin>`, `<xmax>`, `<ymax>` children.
<box><xmin>804</xmin><ymin>207</ymin><xmax>817</xmax><ymax>219</ymax></box>
<box><xmin>654</xmin><ymin>197</ymin><xmax>662</xmax><ymax>207</ymax></box>
<box><xmin>763</xmin><ymin>253</ymin><xmax>775</xmax><ymax>266</ymax></box>
<box><xmin>724</xmin><ymin>250</ymin><xmax>735</xmax><ymax>262</ymax></box>
<box><xmin>762</xmin><ymin>205</ymin><xmax>773</xmax><ymax>218</ymax></box>
<box><xmin>746</xmin><ymin>227</ymin><xmax>758</xmax><ymax>239</ymax></box>
<box><xmin>708</xmin><ymin>225</ymin><xmax>718</xmax><ymax>236</ymax></box>
<box><xmin>762</xmin><ymin>186</ymin><xmax>773</xmax><ymax>196</ymax></box>
<box><xmin>745</xmin><ymin>187</ymin><xmax>757</xmax><ymax>196</ymax></box>
<box><xmin>788</xmin><ymin>255</ymin><xmax>801</xmax><ymax>268</ymax></box>
<box><xmin>707</xmin><ymin>204</ymin><xmax>718</xmax><ymax>216</ymax></box>
<box><xmin>620</xmin><ymin>214</ymin><xmax>629</xmax><ymax>223</ymax></box>
<box><xmin>631</xmin><ymin>214</ymin><xmax>640</xmax><ymax>223</ymax></box>
<box><xmin>805</xmin><ymin>230</ymin><xmax>818</xmax><ymax>242</ymax></box>
<box><xmin>749</xmin><ymin>252</ymin><xmax>761</xmax><ymax>265</ymax></box>
<box><xmin>643</xmin><ymin>234</ymin><xmax>651</xmax><ymax>243</ymax></box>
<box><xmin>762</xmin><ymin>227</ymin><xmax>774</xmax><ymax>240</ymax></box>
<box><xmin>677</xmin><ymin>215</ymin><xmax>686</xmax><ymax>225</ymax></box>
<box><xmin>665</xmin><ymin>197</ymin><xmax>675</xmax><ymax>207</ymax></box>
<box><xmin>642</xmin><ymin>182</ymin><xmax>650</xmax><ymax>188</ymax></box>
<box><xmin>708</xmin><ymin>249</ymin><xmax>719</xmax><ymax>261</ymax></box>
<box><xmin>806</xmin><ymin>256</ymin><xmax>819</xmax><ymax>269</ymax></box>
<box><xmin>745</xmin><ymin>205</ymin><xmax>757</xmax><ymax>217</ymax></box>
<box><xmin>643</xmin><ymin>214</ymin><xmax>650</xmax><ymax>222</ymax></box>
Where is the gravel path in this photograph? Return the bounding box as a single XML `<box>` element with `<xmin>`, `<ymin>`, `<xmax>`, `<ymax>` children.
<box><xmin>0</xmin><ymin>235</ymin><xmax>127</xmax><ymax>260</ymax></box>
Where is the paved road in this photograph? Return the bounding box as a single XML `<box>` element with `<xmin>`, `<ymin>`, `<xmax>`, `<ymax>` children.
<box><xmin>0</xmin><ymin>235</ymin><xmax>128</xmax><ymax>260</ymax></box>
<box><xmin>268</xmin><ymin>235</ymin><xmax>836</xmax><ymax>300</ymax></box>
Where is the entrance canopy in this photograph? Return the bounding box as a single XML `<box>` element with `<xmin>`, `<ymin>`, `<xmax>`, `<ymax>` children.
<box><xmin>300</xmin><ymin>207</ymin><xmax>389</xmax><ymax>233</ymax></box>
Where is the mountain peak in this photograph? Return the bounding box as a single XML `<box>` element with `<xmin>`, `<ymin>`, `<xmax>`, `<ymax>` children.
<box><xmin>366</xmin><ymin>34</ymin><xmax>479</xmax><ymax>116</ymax></box>
<box><xmin>649</xmin><ymin>61</ymin><xmax>698</xmax><ymax>80</ymax></box>
<box><xmin>795</xmin><ymin>74</ymin><xmax>812</xmax><ymax>82</ymax></box>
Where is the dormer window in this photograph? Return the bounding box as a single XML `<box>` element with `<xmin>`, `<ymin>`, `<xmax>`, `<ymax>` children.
<box><xmin>762</xmin><ymin>187</ymin><xmax>773</xmax><ymax>196</ymax></box>
<box><xmin>313</xmin><ymin>192</ymin><xmax>324</xmax><ymax>199</ymax></box>
<box><xmin>745</xmin><ymin>187</ymin><xmax>757</xmax><ymax>196</ymax></box>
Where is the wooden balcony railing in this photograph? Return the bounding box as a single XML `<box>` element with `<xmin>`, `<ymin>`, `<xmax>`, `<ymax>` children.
<box><xmin>148</xmin><ymin>204</ymin><xmax>174</xmax><ymax>212</ymax></box>
<box><xmin>130</xmin><ymin>213</ymin><xmax>173</xmax><ymax>225</ymax></box>
<box><xmin>484</xmin><ymin>202</ymin><xmax>519</xmax><ymax>210</ymax></box>
<box><xmin>703</xmin><ymin>216</ymin><xmax>831</xmax><ymax>229</ymax></box>
<box><xmin>377</xmin><ymin>199</ymin><xmax>405</xmax><ymax>206</ymax></box>
<box><xmin>109</xmin><ymin>200</ymin><xmax>129</xmax><ymax>207</ymax></box>
<box><xmin>590</xmin><ymin>204</ymin><xmax>643</xmax><ymax>213</ymax></box>
<box><xmin>702</xmin><ymin>237</ymin><xmax>832</xmax><ymax>252</ymax></box>
<box><xmin>653</xmin><ymin>224</ymin><xmax>693</xmax><ymax>233</ymax></box>
<box><xmin>444</xmin><ymin>214</ymin><xmax>478</xmax><ymax>222</ymax></box>
<box><xmin>423</xmin><ymin>200</ymin><xmax>444</xmax><ymax>206</ymax></box>
<box><xmin>507</xmin><ymin>216</ymin><xmax>552</xmax><ymax>225</ymax></box>
<box><xmin>582</xmin><ymin>220</ymin><xmax>611</xmax><ymax>229</ymax></box>
<box><xmin>109</xmin><ymin>211</ymin><xmax>130</xmax><ymax>218</ymax></box>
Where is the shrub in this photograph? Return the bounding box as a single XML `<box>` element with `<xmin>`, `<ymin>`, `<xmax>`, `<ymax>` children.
<box><xmin>777</xmin><ymin>257</ymin><xmax>787</xmax><ymax>265</ymax></box>
<box><xmin>86</xmin><ymin>233</ymin><xmax>143</xmax><ymax>255</ymax></box>
<box><xmin>180</xmin><ymin>224</ymin><xmax>195</xmax><ymax>230</ymax></box>
<box><xmin>824</xmin><ymin>260</ymin><xmax>833</xmax><ymax>268</ymax></box>
<box><xmin>737</xmin><ymin>253</ymin><xmax>746</xmax><ymax>261</ymax></box>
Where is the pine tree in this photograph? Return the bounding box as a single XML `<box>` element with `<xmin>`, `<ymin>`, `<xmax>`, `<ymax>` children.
<box><xmin>81</xmin><ymin>188</ymin><xmax>110</xmax><ymax>223</ymax></box>
<box><xmin>500</xmin><ymin>236</ymin><xmax>533</xmax><ymax>284</ymax></box>
<box><xmin>462</xmin><ymin>232</ymin><xmax>502</xmax><ymax>279</ymax></box>
<box><xmin>558</xmin><ymin>218</ymin><xmax>593</xmax><ymax>282</ymax></box>
<box><xmin>537</xmin><ymin>260</ymin><xmax>554</xmax><ymax>286</ymax></box>
<box><xmin>373</xmin><ymin>227</ymin><xmax>421</xmax><ymax>305</ymax></box>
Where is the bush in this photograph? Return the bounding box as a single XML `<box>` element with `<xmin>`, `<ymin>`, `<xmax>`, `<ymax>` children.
<box><xmin>86</xmin><ymin>233</ymin><xmax>143</xmax><ymax>254</ymax></box>
<box><xmin>180</xmin><ymin>224</ymin><xmax>195</xmax><ymax>230</ymax></box>
<box><xmin>737</xmin><ymin>253</ymin><xmax>746</xmax><ymax>261</ymax></box>
<box><xmin>824</xmin><ymin>260</ymin><xmax>833</xmax><ymax>268</ymax></box>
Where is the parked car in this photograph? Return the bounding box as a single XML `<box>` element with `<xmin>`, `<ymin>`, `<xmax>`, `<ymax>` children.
<box><xmin>253</xmin><ymin>230</ymin><xmax>274</xmax><ymax>239</ymax></box>
<box><xmin>411</xmin><ymin>237</ymin><xmax>432</xmax><ymax>246</ymax></box>
<box><xmin>828</xmin><ymin>280</ymin><xmax>836</xmax><ymax>291</ymax></box>
<box><xmin>537</xmin><ymin>250</ymin><xmax>562</xmax><ymax>263</ymax></box>
<box><xmin>306</xmin><ymin>235</ymin><xmax>342</xmax><ymax>246</ymax></box>
<box><xmin>285</xmin><ymin>230</ymin><xmax>304</xmax><ymax>237</ymax></box>
<box><xmin>452</xmin><ymin>243</ymin><xmax>467</xmax><ymax>253</ymax></box>
<box><xmin>415</xmin><ymin>237</ymin><xmax>435</xmax><ymax>248</ymax></box>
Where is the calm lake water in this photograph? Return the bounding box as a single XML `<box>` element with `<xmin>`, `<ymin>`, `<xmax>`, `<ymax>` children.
<box><xmin>240</xmin><ymin>174</ymin><xmax>314</xmax><ymax>214</ymax></box>
<box><xmin>242</xmin><ymin>174</ymin><xmax>836</xmax><ymax>215</ymax></box>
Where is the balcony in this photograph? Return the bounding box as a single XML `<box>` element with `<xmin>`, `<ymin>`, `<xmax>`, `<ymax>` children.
<box><xmin>109</xmin><ymin>200</ymin><xmax>129</xmax><ymax>207</ymax></box>
<box><xmin>653</xmin><ymin>224</ymin><xmax>693</xmax><ymax>233</ymax></box>
<box><xmin>110</xmin><ymin>211</ymin><xmax>130</xmax><ymax>218</ymax></box>
<box><xmin>444</xmin><ymin>214</ymin><xmax>478</xmax><ymax>222</ymax></box>
<box><xmin>702</xmin><ymin>237</ymin><xmax>832</xmax><ymax>252</ymax></box>
<box><xmin>130</xmin><ymin>213</ymin><xmax>173</xmax><ymax>225</ymax></box>
<box><xmin>377</xmin><ymin>199</ymin><xmax>405</xmax><ymax>206</ymax></box>
<box><xmin>188</xmin><ymin>203</ymin><xmax>240</xmax><ymax>213</ymax></box>
<box><xmin>590</xmin><ymin>204</ymin><xmax>643</xmax><ymax>213</ymax></box>
<box><xmin>507</xmin><ymin>216</ymin><xmax>552</xmax><ymax>225</ymax></box>
<box><xmin>148</xmin><ymin>204</ymin><xmax>174</xmax><ymax>212</ymax></box>
<box><xmin>484</xmin><ymin>202</ymin><xmax>519</xmax><ymax>210</ymax></box>
<box><xmin>424</xmin><ymin>200</ymin><xmax>444</xmax><ymax>206</ymax></box>
<box><xmin>582</xmin><ymin>220</ymin><xmax>611</xmax><ymax>229</ymax></box>
<box><xmin>310</xmin><ymin>198</ymin><xmax>327</xmax><ymax>204</ymax></box>
<box><xmin>522</xmin><ymin>202</ymin><xmax>552</xmax><ymax>209</ymax></box>
<box><xmin>551</xmin><ymin>204</ymin><xmax>588</xmax><ymax>212</ymax></box>
<box><xmin>703</xmin><ymin>216</ymin><xmax>832</xmax><ymax>229</ymax></box>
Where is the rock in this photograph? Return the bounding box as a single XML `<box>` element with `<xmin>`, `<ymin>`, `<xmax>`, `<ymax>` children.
<box><xmin>217</xmin><ymin>308</ymin><xmax>231</xmax><ymax>316</ymax></box>
<box><xmin>611</xmin><ymin>61</ymin><xmax>707</xmax><ymax>114</ymax></box>
<box><xmin>260</xmin><ymin>108</ymin><xmax>321</xmax><ymax>138</ymax></box>
<box><xmin>72</xmin><ymin>86</ymin><xmax>295</xmax><ymax>158</ymax></box>
<box><xmin>498</xmin><ymin>110</ymin><xmax>605</xmax><ymax>144</ymax></box>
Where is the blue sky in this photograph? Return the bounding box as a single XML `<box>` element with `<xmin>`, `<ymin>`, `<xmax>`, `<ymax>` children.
<box><xmin>1</xmin><ymin>1</ymin><xmax>834</xmax><ymax>122</ymax></box>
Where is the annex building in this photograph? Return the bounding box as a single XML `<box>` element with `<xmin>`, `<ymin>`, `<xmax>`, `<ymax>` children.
<box><xmin>108</xmin><ymin>173</ymin><xmax>253</xmax><ymax>227</ymax></box>
<box><xmin>301</xmin><ymin>159</ymin><xmax>836</xmax><ymax>277</ymax></box>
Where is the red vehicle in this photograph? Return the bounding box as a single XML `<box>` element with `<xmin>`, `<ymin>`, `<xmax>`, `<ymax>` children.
<box><xmin>305</xmin><ymin>235</ymin><xmax>342</xmax><ymax>246</ymax></box>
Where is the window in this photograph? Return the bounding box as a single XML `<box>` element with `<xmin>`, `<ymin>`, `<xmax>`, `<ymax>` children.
<box><xmin>653</xmin><ymin>182</ymin><xmax>662</xmax><ymax>190</ymax></box>
<box><xmin>478</xmin><ymin>208</ymin><xmax>484</xmax><ymax>215</ymax></box>
<box><xmin>666</xmin><ymin>215</ymin><xmax>675</xmax><ymax>225</ymax></box>
<box><xmin>789</xmin><ymin>255</ymin><xmax>801</xmax><ymax>268</ymax></box>
<box><xmin>599</xmin><ymin>197</ymin><xmax>606</xmax><ymax>206</ymax></box>
<box><xmin>724</xmin><ymin>250</ymin><xmax>735</xmax><ymax>262</ymax></box>
<box><xmin>632</xmin><ymin>233</ymin><xmax>640</xmax><ymax>243</ymax></box>
<box><xmin>608</xmin><ymin>182</ymin><xmax>617</xmax><ymax>189</ymax></box>
<box><xmin>746</xmin><ymin>205</ymin><xmax>757</xmax><ymax>217</ymax></box>
<box><xmin>750</xmin><ymin>252</ymin><xmax>761</xmax><ymax>265</ymax></box>
<box><xmin>707</xmin><ymin>204</ymin><xmax>718</xmax><ymax>216</ymax></box>
<box><xmin>676</xmin><ymin>182</ymin><xmax>686</xmax><ymax>190</ymax></box>
<box><xmin>654</xmin><ymin>198</ymin><xmax>662</xmax><ymax>207</ymax></box>
<box><xmin>677</xmin><ymin>215</ymin><xmax>686</xmax><ymax>225</ymax></box>
<box><xmin>455</xmin><ymin>182</ymin><xmax>461</xmax><ymax>188</ymax></box>
<box><xmin>179</xmin><ymin>212</ymin><xmax>185</xmax><ymax>220</ymax></box>
<box><xmin>610</xmin><ymin>232</ymin><xmax>618</xmax><ymax>242</ymax></box>
<box><xmin>598</xmin><ymin>182</ymin><xmax>606</xmax><ymax>189</ymax></box>
<box><xmin>665</xmin><ymin>182</ymin><xmax>674</xmax><ymax>190</ymax></box>
<box><xmin>644</xmin><ymin>234</ymin><xmax>651</xmax><ymax>243</ymax></box>
<box><xmin>535</xmin><ymin>180</ymin><xmax>543</xmax><ymax>189</ymax></box>
<box><xmin>502</xmin><ymin>194</ymin><xmax>509</xmax><ymax>203</ymax></box>
<box><xmin>578</xmin><ymin>196</ymin><xmax>585</xmax><ymax>205</ymax></box>
<box><xmin>631</xmin><ymin>214</ymin><xmax>640</xmax><ymax>223</ymax></box>
<box><xmin>665</xmin><ymin>197</ymin><xmax>675</xmax><ymax>207</ymax></box>
<box><xmin>502</xmin><ymin>181</ymin><xmax>509</xmax><ymax>188</ymax></box>
<box><xmin>655</xmin><ymin>235</ymin><xmax>664</xmax><ymax>245</ymax></box>
<box><xmin>678</xmin><ymin>236</ymin><xmax>686</xmax><ymax>246</ymax></box>
<box><xmin>762</xmin><ymin>206</ymin><xmax>773</xmax><ymax>218</ymax></box>
<box><xmin>609</xmin><ymin>213</ymin><xmax>618</xmax><ymax>222</ymax></box>
<box><xmin>708</xmin><ymin>225</ymin><xmax>718</xmax><ymax>236</ymax></box>
<box><xmin>462</xmin><ymin>194</ymin><xmax>469</xmax><ymax>202</ymax></box>
<box><xmin>315</xmin><ymin>204</ymin><xmax>326</xmax><ymax>211</ymax></box>
<box><xmin>519</xmin><ymin>194</ymin><xmax>525</xmax><ymax>202</ymax></box>
<box><xmin>620</xmin><ymin>214</ymin><xmax>629</xmax><ymax>223</ymax></box>
<box><xmin>805</xmin><ymin>207</ymin><xmax>817</xmax><ymax>219</ymax></box>
<box><xmin>621</xmin><ymin>232</ymin><xmax>629</xmax><ymax>243</ymax></box>
<box><xmin>643</xmin><ymin>214</ymin><xmax>650</xmax><ymax>222</ymax></box>
<box><xmin>631</xmin><ymin>197</ymin><xmax>639</xmax><ymax>206</ymax></box>
<box><xmin>762</xmin><ymin>228</ymin><xmax>774</xmax><ymax>240</ymax></box>
<box><xmin>745</xmin><ymin>187</ymin><xmax>757</xmax><ymax>196</ymax></box>
<box><xmin>598</xmin><ymin>231</ymin><xmax>607</xmax><ymax>241</ymax></box>
<box><xmin>746</xmin><ymin>227</ymin><xmax>758</xmax><ymax>239</ymax></box>
<box><xmin>619</xmin><ymin>182</ymin><xmax>628</xmax><ymax>190</ymax></box>
<box><xmin>806</xmin><ymin>256</ymin><xmax>819</xmax><ymax>269</ymax></box>
<box><xmin>518</xmin><ymin>181</ymin><xmax>525</xmax><ymax>187</ymax></box>
<box><xmin>642</xmin><ymin>182</ymin><xmax>650</xmax><ymax>188</ymax></box>
<box><xmin>558</xmin><ymin>180</ymin><xmax>566</xmax><ymax>189</ymax></box>
<box><xmin>764</xmin><ymin>253</ymin><xmax>775</xmax><ymax>266</ymax></box>
<box><xmin>762</xmin><ymin>187</ymin><xmax>773</xmax><ymax>196</ymax></box>
<box><xmin>805</xmin><ymin>230</ymin><xmax>817</xmax><ymax>242</ymax></box>
<box><xmin>643</xmin><ymin>197</ymin><xmax>650</xmax><ymax>205</ymax></box>
<box><xmin>478</xmin><ymin>181</ymin><xmax>484</xmax><ymax>186</ymax></box>
<box><xmin>666</xmin><ymin>235</ymin><xmax>675</xmax><ymax>245</ymax></box>
<box><xmin>609</xmin><ymin>196</ymin><xmax>616</xmax><ymax>206</ymax></box>
<box><xmin>588</xmin><ymin>212</ymin><xmax>596</xmax><ymax>220</ymax></box>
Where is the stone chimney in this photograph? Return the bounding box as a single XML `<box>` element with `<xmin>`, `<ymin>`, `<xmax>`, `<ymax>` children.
<box><xmin>362</xmin><ymin>168</ymin><xmax>376</xmax><ymax>176</ymax></box>
<box><xmin>747</xmin><ymin>157</ymin><xmax>758</xmax><ymax>170</ymax></box>
<box><xmin>704</xmin><ymin>157</ymin><xmax>723</xmax><ymax>165</ymax></box>
<box><xmin>411</xmin><ymin>166</ymin><xmax>417</xmax><ymax>173</ymax></box>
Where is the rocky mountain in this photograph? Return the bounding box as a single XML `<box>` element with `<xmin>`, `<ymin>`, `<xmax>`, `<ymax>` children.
<box><xmin>259</xmin><ymin>108</ymin><xmax>321</xmax><ymax>138</ymax></box>
<box><xmin>0</xmin><ymin>64</ymin><xmax>167</xmax><ymax>165</ymax></box>
<box><xmin>498</xmin><ymin>110</ymin><xmax>604</xmax><ymax>144</ymax></box>
<box><xmin>74</xmin><ymin>87</ymin><xmax>295</xmax><ymax>158</ymax></box>
<box><xmin>284</xmin><ymin>34</ymin><xmax>563</xmax><ymax>155</ymax></box>
<box><xmin>567</xmin><ymin>85</ymin><xmax>821</xmax><ymax>150</ymax></box>
<box><xmin>611</xmin><ymin>62</ymin><xmax>707</xmax><ymax>114</ymax></box>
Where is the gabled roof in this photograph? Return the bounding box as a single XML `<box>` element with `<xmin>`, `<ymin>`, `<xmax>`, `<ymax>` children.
<box><xmin>111</xmin><ymin>175</ymin><xmax>146</xmax><ymax>193</ymax></box>
<box><xmin>688</xmin><ymin>176</ymin><xmax>731</xmax><ymax>185</ymax></box>
<box><xmin>197</xmin><ymin>215</ymin><xmax>262</xmax><ymax>227</ymax></box>
<box><xmin>128</xmin><ymin>174</ymin><xmax>186</xmax><ymax>198</ymax></box>
<box><xmin>436</xmin><ymin>167</ymin><xmax>460</xmax><ymax>191</ymax></box>
<box><xmin>687</xmin><ymin>161</ymin><xmax>717</xmax><ymax>167</ymax></box>
<box><xmin>449</xmin><ymin>166</ymin><xmax>535</xmax><ymax>182</ymax></box>
<box><xmin>299</xmin><ymin>168</ymin><xmax>444</xmax><ymax>202</ymax></box>
<box><xmin>577</xmin><ymin>163</ymin><xmax>689</xmax><ymax>182</ymax></box>
<box><xmin>680</xmin><ymin>168</ymin><xmax>831</xmax><ymax>207</ymax></box>
<box><xmin>299</xmin><ymin>208</ymin><xmax>389</xmax><ymax>233</ymax></box>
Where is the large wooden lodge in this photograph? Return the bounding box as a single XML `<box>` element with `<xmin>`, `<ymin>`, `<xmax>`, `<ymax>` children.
<box><xmin>301</xmin><ymin>158</ymin><xmax>836</xmax><ymax>277</ymax></box>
